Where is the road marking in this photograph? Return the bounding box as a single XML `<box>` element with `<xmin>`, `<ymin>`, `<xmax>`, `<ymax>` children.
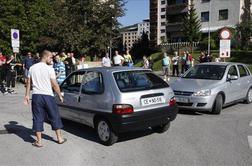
<box><xmin>248</xmin><ymin>136</ymin><xmax>252</xmax><ymax>149</ymax></box>
<box><xmin>250</xmin><ymin>120</ymin><xmax>252</xmax><ymax>127</ymax></box>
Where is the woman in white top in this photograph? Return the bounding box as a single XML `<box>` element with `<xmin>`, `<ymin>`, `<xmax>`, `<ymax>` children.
<box><xmin>102</xmin><ymin>53</ymin><xmax>112</xmax><ymax>67</ymax></box>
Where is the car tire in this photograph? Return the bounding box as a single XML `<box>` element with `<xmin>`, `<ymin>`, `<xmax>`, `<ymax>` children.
<box><xmin>212</xmin><ymin>94</ymin><xmax>223</xmax><ymax>114</ymax></box>
<box><xmin>95</xmin><ymin>118</ymin><xmax>118</xmax><ymax>146</ymax></box>
<box><xmin>244</xmin><ymin>88</ymin><xmax>252</xmax><ymax>104</ymax></box>
<box><xmin>152</xmin><ymin>122</ymin><xmax>170</xmax><ymax>133</ymax></box>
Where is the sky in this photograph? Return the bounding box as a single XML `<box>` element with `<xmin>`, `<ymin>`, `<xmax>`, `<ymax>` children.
<box><xmin>118</xmin><ymin>0</ymin><xmax>149</xmax><ymax>27</ymax></box>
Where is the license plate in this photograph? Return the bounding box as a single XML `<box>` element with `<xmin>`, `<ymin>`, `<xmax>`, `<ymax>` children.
<box><xmin>141</xmin><ymin>96</ymin><xmax>165</xmax><ymax>106</ymax></box>
<box><xmin>175</xmin><ymin>97</ymin><xmax>189</xmax><ymax>103</ymax></box>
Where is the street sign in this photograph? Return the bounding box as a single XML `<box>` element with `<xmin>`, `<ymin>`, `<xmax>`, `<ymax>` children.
<box><xmin>11</xmin><ymin>29</ymin><xmax>20</xmax><ymax>48</ymax></box>
<box><xmin>220</xmin><ymin>28</ymin><xmax>232</xmax><ymax>40</ymax></box>
<box><xmin>12</xmin><ymin>47</ymin><xmax>19</xmax><ymax>53</ymax></box>
<box><xmin>219</xmin><ymin>40</ymin><xmax>231</xmax><ymax>58</ymax></box>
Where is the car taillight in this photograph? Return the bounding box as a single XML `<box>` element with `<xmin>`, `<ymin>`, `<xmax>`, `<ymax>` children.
<box><xmin>112</xmin><ymin>104</ymin><xmax>134</xmax><ymax>115</ymax></box>
<box><xmin>169</xmin><ymin>97</ymin><xmax>176</xmax><ymax>106</ymax></box>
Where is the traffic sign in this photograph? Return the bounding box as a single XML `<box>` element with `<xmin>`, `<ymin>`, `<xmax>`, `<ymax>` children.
<box><xmin>11</xmin><ymin>29</ymin><xmax>20</xmax><ymax>48</ymax></box>
<box><xmin>12</xmin><ymin>47</ymin><xmax>19</xmax><ymax>53</ymax></box>
<box><xmin>219</xmin><ymin>40</ymin><xmax>231</xmax><ymax>58</ymax></box>
<box><xmin>219</xmin><ymin>28</ymin><xmax>232</xmax><ymax>40</ymax></box>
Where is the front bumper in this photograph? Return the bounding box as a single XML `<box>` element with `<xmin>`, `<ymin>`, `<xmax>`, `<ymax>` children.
<box><xmin>107</xmin><ymin>104</ymin><xmax>178</xmax><ymax>133</ymax></box>
<box><xmin>174</xmin><ymin>95</ymin><xmax>216</xmax><ymax>111</ymax></box>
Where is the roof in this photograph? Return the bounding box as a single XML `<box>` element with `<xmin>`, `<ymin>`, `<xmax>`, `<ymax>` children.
<box><xmin>197</xmin><ymin>62</ymin><xmax>245</xmax><ymax>66</ymax></box>
<box><xmin>76</xmin><ymin>67</ymin><xmax>150</xmax><ymax>73</ymax></box>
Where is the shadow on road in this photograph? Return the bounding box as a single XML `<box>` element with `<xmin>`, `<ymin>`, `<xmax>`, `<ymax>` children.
<box><xmin>178</xmin><ymin>109</ymin><xmax>204</xmax><ymax>116</ymax></box>
<box><xmin>61</xmin><ymin>119</ymin><xmax>156</xmax><ymax>145</ymax></box>
<box><xmin>3</xmin><ymin>121</ymin><xmax>54</xmax><ymax>143</ymax></box>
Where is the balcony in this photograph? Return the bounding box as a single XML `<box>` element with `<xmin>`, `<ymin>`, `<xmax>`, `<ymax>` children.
<box><xmin>166</xmin><ymin>22</ymin><xmax>183</xmax><ymax>32</ymax></box>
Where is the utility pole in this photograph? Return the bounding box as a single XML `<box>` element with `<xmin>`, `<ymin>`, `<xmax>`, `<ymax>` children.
<box><xmin>207</xmin><ymin>0</ymin><xmax>212</xmax><ymax>55</ymax></box>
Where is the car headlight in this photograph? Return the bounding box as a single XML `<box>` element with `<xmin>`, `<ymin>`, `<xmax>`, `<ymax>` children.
<box><xmin>193</xmin><ymin>89</ymin><xmax>211</xmax><ymax>96</ymax></box>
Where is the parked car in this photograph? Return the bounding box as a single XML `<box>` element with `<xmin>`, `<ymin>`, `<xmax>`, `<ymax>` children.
<box><xmin>170</xmin><ymin>62</ymin><xmax>252</xmax><ymax>114</ymax></box>
<box><xmin>56</xmin><ymin>67</ymin><xmax>178</xmax><ymax>145</ymax></box>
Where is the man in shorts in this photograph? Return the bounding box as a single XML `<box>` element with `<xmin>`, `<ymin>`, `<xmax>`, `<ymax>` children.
<box><xmin>24</xmin><ymin>50</ymin><xmax>66</xmax><ymax>147</ymax></box>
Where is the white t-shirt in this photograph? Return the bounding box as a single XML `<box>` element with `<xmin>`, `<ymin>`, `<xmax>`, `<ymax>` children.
<box><xmin>28</xmin><ymin>62</ymin><xmax>56</xmax><ymax>96</ymax></box>
<box><xmin>102</xmin><ymin>57</ymin><xmax>111</xmax><ymax>67</ymax></box>
<box><xmin>113</xmin><ymin>55</ymin><xmax>124</xmax><ymax>65</ymax></box>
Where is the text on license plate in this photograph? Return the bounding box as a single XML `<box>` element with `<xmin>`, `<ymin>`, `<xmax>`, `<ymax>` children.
<box><xmin>141</xmin><ymin>96</ymin><xmax>165</xmax><ymax>106</ymax></box>
<box><xmin>175</xmin><ymin>97</ymin><xmax>189</xmax><ymax>103</ymax></box>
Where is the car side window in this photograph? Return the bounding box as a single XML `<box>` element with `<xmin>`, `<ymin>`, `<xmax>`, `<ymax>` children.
<box><xmin>238</xmin><ymin>65</ymin><xmax>249</xmax><ymax>77</ymax></box>
<box><xmin>81</xmin><ymin>71</ymin><xmax>104</xmax><ymax>95</ymax></box>
<box><xmin>61</xmin><ymin>72</ymin><xmax>84</xmax><ymax>93</ymax></box>
<box><xmin>227</xmin><ymin>66</ymin><xmax>238</xmax><ymax>76</ymax></box>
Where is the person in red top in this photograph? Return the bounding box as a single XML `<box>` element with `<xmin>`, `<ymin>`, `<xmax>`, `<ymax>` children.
<box><xmin>0</xmin><ymin>50</ymin><xmax>7</xmax><ymax>94</ymax></box>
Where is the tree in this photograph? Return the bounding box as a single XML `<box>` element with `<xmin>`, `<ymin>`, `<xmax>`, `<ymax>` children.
<box><xmin>0</xmin><ymin>0</ymin><xmax>126</xmax><ymax>56</ymax></box>
<box><xmin>181</xmin><ymin>2</ymin><xmax>201</xmax><ymax>48</ymax></box>
<box><xmin>236</xmin><ymin>0</ymin><xmax>252</xmax><ymax>50</ymax></box>
<box><xmin>130</xmin><ymin>31</ymin><xmax>150</xmax><ymax>60</ymax></box>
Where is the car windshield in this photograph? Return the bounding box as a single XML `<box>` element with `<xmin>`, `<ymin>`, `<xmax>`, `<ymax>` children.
<box><xmin>182</xmin><ymin>65</ymin><xmax>226</xmax><ymax>80</ymax></box>
<box><xmin>113</xmin><ymin>70</ymin><xmax>169</xmax><ymax>92</ymax></box>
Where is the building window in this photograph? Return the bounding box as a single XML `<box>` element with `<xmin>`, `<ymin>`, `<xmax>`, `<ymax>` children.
<box><xmin>219</xmin><ymin>9</ymin><xmax>228</xmax><ymax>20</ymax></box>
<box><xmin>201</xmin><ymin>0</ymin><xmax>210</xmax><ymax>2</ymax></box>
<box><xmin>201</xmin><ymin>12</ymin><xmax>209</xmax><ymax>22</ymax></box>
<box><xmin>161</xmin><ymin>15</ymin><xmax>166</xmax><ymax>19</ymax></box>
<box><xmin>161</xmin><ymin>8</ymin><xmax>166</xmax><ymax>12</ymax></box>
<box><xmin>161</xmin><ymin>22</ymin><xmax>166</xmax><ymax>26</ymax></box>
<box><xmin>161</xmin><ymin>29</ymin><xmax>166</xmax><ymax>33</ymax></box>
<box><xmin>161</xmin><ymin>0</ymin><xmax>166</xmax><ymax>5</ymax></box>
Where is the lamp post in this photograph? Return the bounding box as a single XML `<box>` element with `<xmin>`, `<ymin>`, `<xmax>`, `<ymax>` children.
<box><xmin>207</xmin><ymin>0</ymin><xmax>212</xmax><ymax>55</ymax></box>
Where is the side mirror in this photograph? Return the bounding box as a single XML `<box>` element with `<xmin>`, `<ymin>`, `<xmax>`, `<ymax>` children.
<box><xmin>227</xmin><ymin>74</ymin><xmax>238</xmax><ymax>81</ymax></box>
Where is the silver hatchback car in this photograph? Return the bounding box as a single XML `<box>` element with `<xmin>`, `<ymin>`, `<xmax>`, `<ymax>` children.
<box><xmin>170</xmin><ymin>62</ymin><xmax>252</xmax><ymax>114</ymax></box>
<box><xmin>56</xmin><ymin>67</ymin><xmax>178</xmax><ymax>145</ymax></box>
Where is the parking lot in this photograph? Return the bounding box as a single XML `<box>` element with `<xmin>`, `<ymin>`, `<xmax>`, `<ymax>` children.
<box><xmin>0</xmin><ymin>83</ymin><xmax>252</xmax><ymax>166</ymax></box>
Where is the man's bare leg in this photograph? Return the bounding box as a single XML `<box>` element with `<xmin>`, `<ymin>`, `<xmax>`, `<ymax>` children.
<box><xmin>55</xmin><ymin>129</ymin><xmax>65</xmax><ymax>143</ymax></box>
<box><xmin>34</xmin><ymin>132</ymin><xmax>43</xmax><ymax>146</ymax></box>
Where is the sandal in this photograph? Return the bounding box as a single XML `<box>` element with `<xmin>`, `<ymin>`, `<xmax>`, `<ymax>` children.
<box><xmin>58</xmin><ymin>138</ymin><xmax>67</xmax><ymax>144</ymax></box>
<box><xmin>32</xmin><ymin>141</ymin><xmax>43</xmax><ymax>148</ymax></box>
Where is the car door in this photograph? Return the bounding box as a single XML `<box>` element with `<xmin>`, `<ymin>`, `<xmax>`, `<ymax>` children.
<box><xmin>78</xmin><ymin>71</ymin><xmax>106</xmax><ymax>127</ymax></box>
<box><xmin>224</xmin><ymin>65</ymin><xmax>240</xmax><ymax>103</ymax></box>
<box><xmin>59</xmin><ymin>71</ymin><xmax>85</xmax><ymax>122</ymax></box>
<box><xmin>237</xmin><ymin>65</ymin><xmax>251</xmax><ymax>99</ymax></box>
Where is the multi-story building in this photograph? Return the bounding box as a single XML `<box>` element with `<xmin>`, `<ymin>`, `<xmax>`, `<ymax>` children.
<box><xmin>150</xmin><ymin>0</ymin><xmax>251</xmax><ymax>46</ymax></box>
<box><xmin>150</xmin><ymin>0</ymin><xmax>168</xmax><ymax>47</ymax></box>
<box><xmin>121</xmin><ymin>19</ymin><xmax>150</xmax><ymax>50</ymax></box>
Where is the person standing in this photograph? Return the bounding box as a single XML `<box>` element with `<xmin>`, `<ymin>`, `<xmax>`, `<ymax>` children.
<box><xmin>180</xmin><ymin>52</ymin><xmax>186</xmax><ymax>74</ymax></box>
<box><xmin>23</xmin><ymin>52</ymin><xmax>34</xmax><ymax>86</ymax></box>
<box><xmin>162</xmin><ymin>53</ymin><xmax>171</xmax><ymax>81</ymax></box>
<box><xmin>0</xmin><ymin>50</ymin><xmax>7</xmax><ymax>94</ymax></box>
<box><xmin>172</xmin><ymin>52</ymin><xmax>179</xmax><ymax>77</ymax></box>
<box><xmin>53</xmin><ymin>55</ymin><xmax>66</xmax><ymax>85</ymax></box>
<box><xmin>64</xmin><ymin>52</ymin><xmax>76</xmax><ymax>77</ymax></box>
<box><xmin>113</xmin><ymin>50</ymin><xmax>124</xmax><ymax>66</ymax></box>
<box><xmin>123</xmin><ymin>50</ymin><xmax>133</xmax><ymax>67</ymax></box>
<box><xmin>143</xmin><ymin>56</ymin><xmax>149</xmax><ymax>69</ymax></box>
<box><xmin>24</xmin><ymin>50</ymin><xmax>66</xmax><ymax>147</ymax></box>
<box><xmin>101</xmin><ymin>53</ymin><xmax>112</xmax><ymax>67</ymax></box>
<box><xmin>5</xmin><ymin>55</ymin><xmax>17</xmax><ymax>94</ymax></box>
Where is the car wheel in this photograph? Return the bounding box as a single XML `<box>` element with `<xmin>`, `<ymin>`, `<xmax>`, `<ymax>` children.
<box><xmin>96</xmin><ymin>118</ymin><xmax>118</xmax><ymax>146</ymax></box>
<box><xmin>212</xmin><ymin>94</ymin><xmax>223</xmax><ymax>114</ymax></box>
<box><xmin>244</xmin><ymin>88</ymin><xmax>252</xmax><ymax>104</ymax></box>
<box><xmin>152</xmin><ymin>122</ymin><xmax>170</xmax><ymax>133</ymax></box>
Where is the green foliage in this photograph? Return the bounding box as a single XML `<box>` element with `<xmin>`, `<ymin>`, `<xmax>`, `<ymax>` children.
<box><xmin>130</xmin><ymin>31</ymin><xmax>150</xmax><ymax>59</ymax></box>
<box><xmin>181</xmin><ymin>3</ymin><xmax>201</xmax><ymax>44</ymax></box>
<box><xmin>0</xmin><ymin>0</ymin><xmax>126</xmax><ymax>56</ymax></box>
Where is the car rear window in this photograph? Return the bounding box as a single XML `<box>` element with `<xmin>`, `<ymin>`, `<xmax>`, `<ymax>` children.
<box><xmin>113</xmin><ymin>70</ymin><xmax>169</xmax><ymax>92</ymax></box>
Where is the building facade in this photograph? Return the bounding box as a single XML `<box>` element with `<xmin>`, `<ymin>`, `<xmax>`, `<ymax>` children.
<box><xmin>150</xmin><ymin>0</ymin><xmax>251</xmax><ymax>46</ymax></box>
<box><xmin>121</xmin><ymin>19</ymin><xmax>150</xmax><ymax>50</ymax></box>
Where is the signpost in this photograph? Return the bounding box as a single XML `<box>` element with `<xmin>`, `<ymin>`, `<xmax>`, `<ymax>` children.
<box><xmin>219</xmin><ymin>28</ymin><xmax>232</xmax><ymax>60</ymax></box>
<box><xmin>11</xmin><ymin>29</ymin><xmax>20</xmax><ymax>53</ymax></box>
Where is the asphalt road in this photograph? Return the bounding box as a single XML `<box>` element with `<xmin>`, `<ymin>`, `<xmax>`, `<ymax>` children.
<box><xmin>0</xmin><ymin>84</ymin><xmax>252</xmax><ymax>166</ymax></box>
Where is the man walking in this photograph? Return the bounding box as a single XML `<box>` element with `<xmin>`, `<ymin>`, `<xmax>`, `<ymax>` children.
<box><xmin>24</xmin><ymin>50</ymin><xmax>66</xmax><ymax>147</ymax></box>
<box><xmin>0</xmin><ymin>50</ymin><xmax>7</xmax><ymax>94</ymax></box>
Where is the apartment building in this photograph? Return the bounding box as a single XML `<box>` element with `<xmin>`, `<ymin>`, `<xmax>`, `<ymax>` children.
<box><xmin>121</xmin><ymin>19</ymin><xmax>150</xmax><ymax>50</ymax></box>
<box><xmin>150</xmin><ymin>0</ymin><xmax>168</xmax><ymax>47</ymax></box>
<box><xmin>150</xmin><ymin>0</ymin><xmax>251</xmax><ymax>45</ymax></box>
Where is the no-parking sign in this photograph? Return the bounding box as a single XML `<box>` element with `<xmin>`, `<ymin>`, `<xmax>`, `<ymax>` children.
<box><xmin>11</xmin><ymin>29</ymin><xmax>20</xmax><ymax>48</ymax></box>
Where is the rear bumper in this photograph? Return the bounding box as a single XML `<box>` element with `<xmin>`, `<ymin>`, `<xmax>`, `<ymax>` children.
<box><xmin>107</xmin><ymin>104</ymin><xmax>178</xmax><ymax>133</ymax></box>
